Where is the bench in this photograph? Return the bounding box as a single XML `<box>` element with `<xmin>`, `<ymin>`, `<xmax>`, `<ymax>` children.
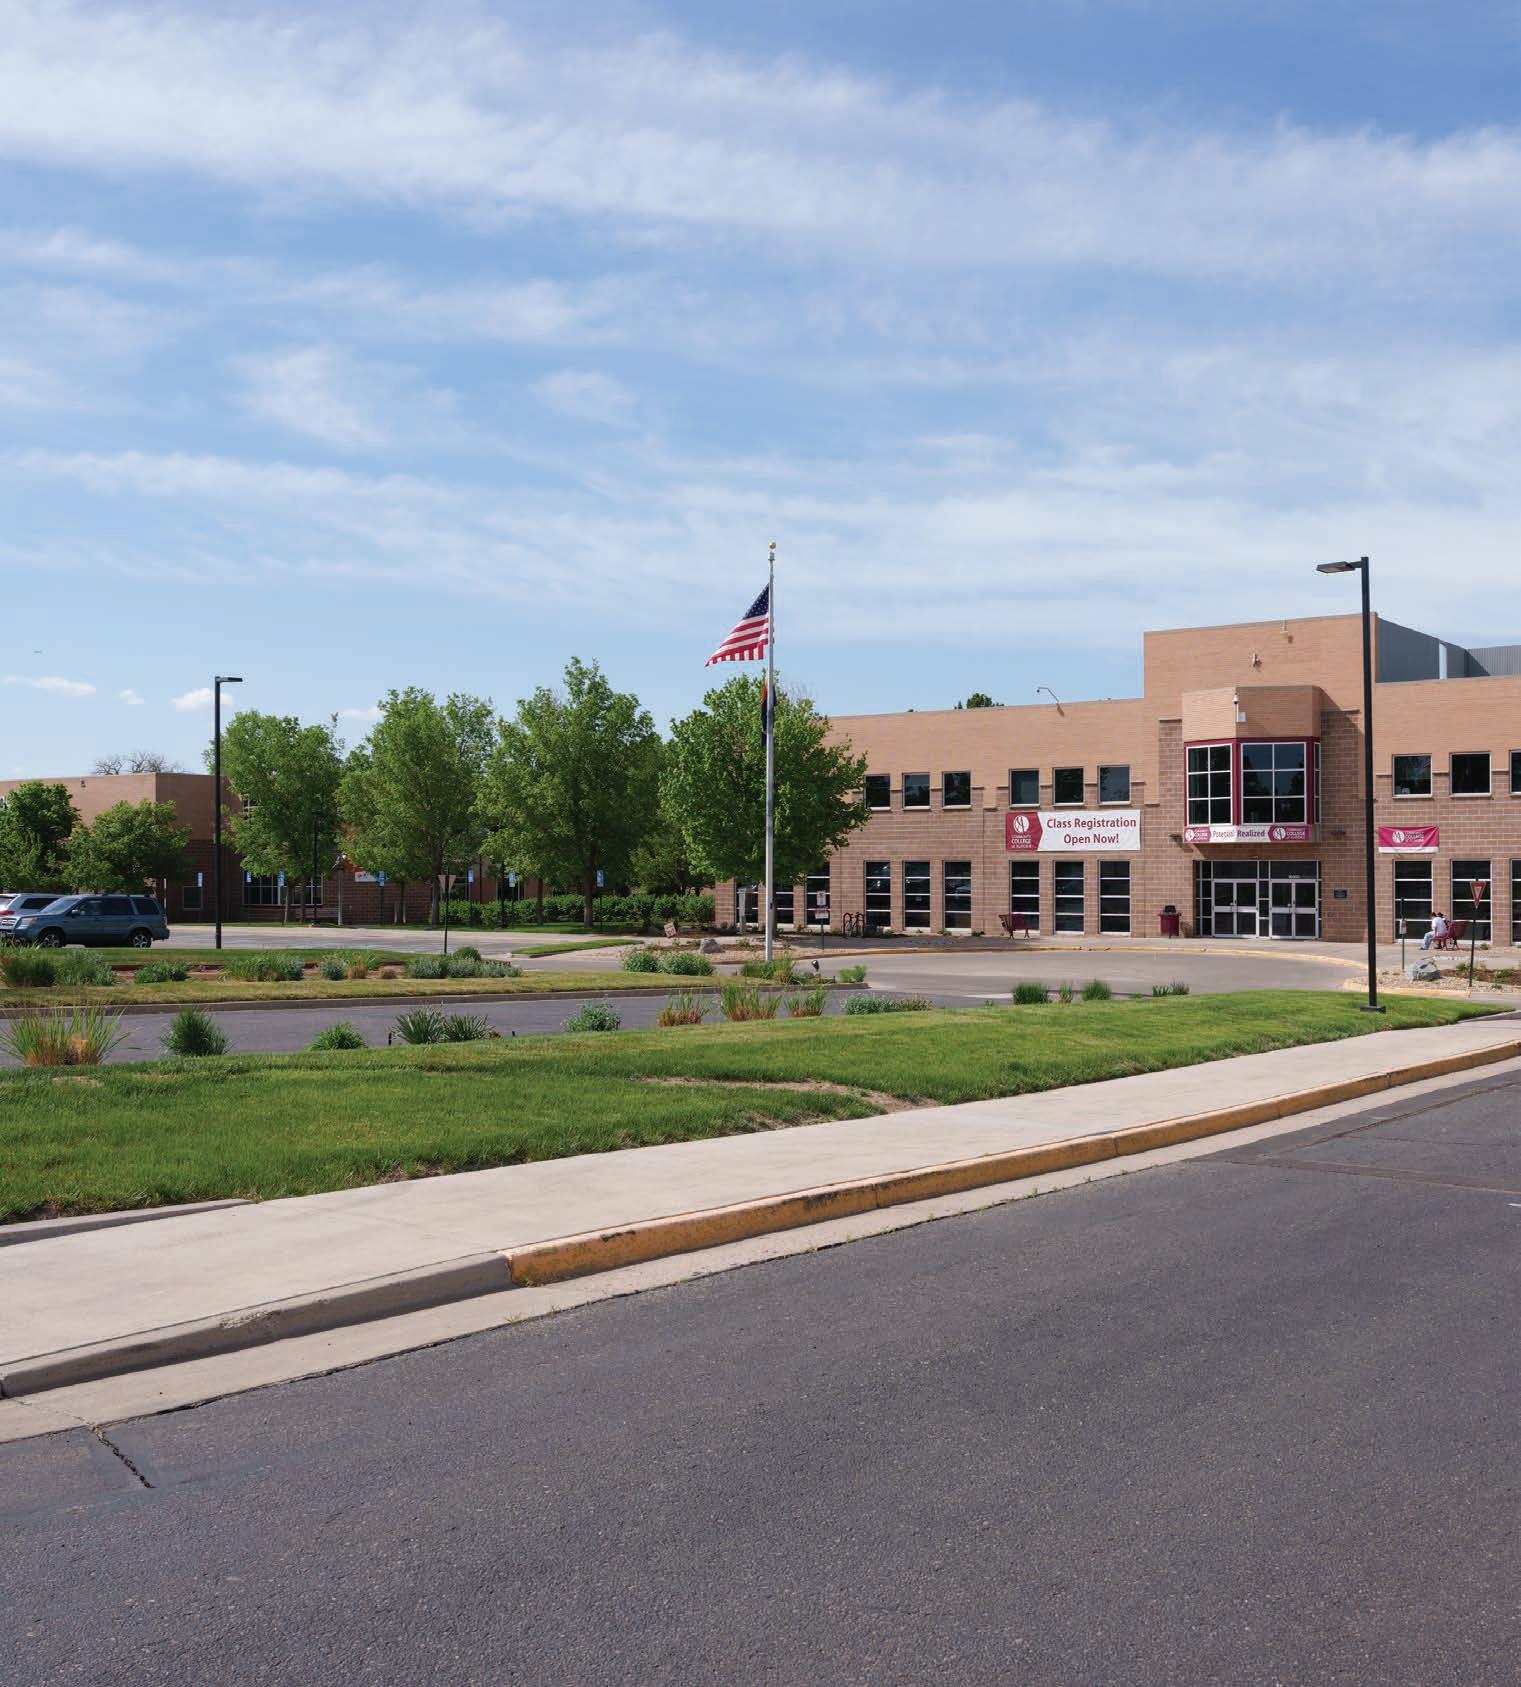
<box><xmin>1000</xmin><ymin>913</ymin><xmax>1037</xmax><ymax>939</ymax></box>
<box><xmin>1435</xmin><ymin>920</ymin><xmax>1470</xmax><ymax>950</ymax></box>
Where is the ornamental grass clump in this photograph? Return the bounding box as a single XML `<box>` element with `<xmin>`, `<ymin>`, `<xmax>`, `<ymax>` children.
<box><xmin>835</xmin><ymin>964</ymin><xmax>867</xmax><ymax>984</ymax></box>
<box><xmin>161</xmin><ymin>1008</ymin><xmax>228</xmax><ymax>1058</ymax></box>
<box><xmin>404</xmin><ymin>954</ymin><xmax>449</xmax><ymax>980</ymax></box>
<box><xmin>441</xmin><ymin>1013</ymin><xmax>493</xmax><ymax>1042</ymax></box>
<box><xmin>223</xmin><ymin>951</ymin><xmax>304</xmax><ymax>983</ymax></box>
<box><xmin>1</xmin><ymin>950</ymin><xmax>57</xmax><ymax>988</ymax></box>
<box><xmin>135</xmin><ymin>959</ymin><xmax>189</xmax><ymax>983</ymax></box>
<box><xmin>659</xmin><ymin>950</ymin><xmax>713</xmax><ymax>976</ymax></box>
<box><xmin>479</xmin><ymin>959</ymin><xmax>521</xmax><ymax>978</ymax></box>
<box><xmin>719</xmin><ymin>981</ymin><xmax>781</xmax><ymax>1021</ymax></box>
<box><xmin>842</xmin><ymin>993</ymin><xmax>929</xmax><ymax>1015</ymax></box>
<box><xmin>621</xmin><ymin>947</ymin><xmax>660</xmax><ymax>973</ymax></box>
<box><xmin>562</xmin><ymin>1000</ymin><xmax>622</xmax><ymax>1033</ymax></box>
<box><xmin>55</xmin><ymin>951</ymin><xmax>115</xmax><ymax>987</ymax></box>
<box><xmin>318</xmin><ymin>955</ymin><xmax>349</xmax><ymax>981</ymax></box>
<box><xmin>1</xmin><ymin>1006</ymin><xmax>126</xmax><ymax>1066</ymax></box>
<box><xmin>740</xmin><ymin>953</ymin><xmax>800</xmax><ymax>984</ymax></box>
<box><xmin>657</xmin><ymin>989</ymin><xmax>707</xmax><ymax>1027</ymax></box>
<box><xmin>308</xmin><ymin>1021</ymin><xmax>366</xmax><ymax>1051</ymax></box>
<box><xmin>1057</xmin><ymin>981</ymin><xmax>1074</xmax><ymax>1005</ymax></box>
<box><xmin>784</xmin><ymin>987</ymin><xmax>827</xmax><ymax>1018</ymax></box>
<box><xmin>1082</xmin><ymin>979</ymin><xmax>1112</xmax><ymax>1001</ymax></box>
<box><xmin>393</xmin><ymin>1007</ymin><xmax>447</xmax><ymax>1044</ymax></box>
<box><xmin>1012</xmin><ymin>982</ymin><xmax>1050</xmax><ymax>1005</ymax></box>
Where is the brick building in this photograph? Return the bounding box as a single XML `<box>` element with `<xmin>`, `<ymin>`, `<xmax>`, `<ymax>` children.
<box><xmin>718</xmin><ymin>611</ymin><xmax>1521</xmax><ymax>945</ymax></box>
<box><xmin>0</xmin><ymin>771</ymin><xmax>527</xmax><ymax>925</ymax></box>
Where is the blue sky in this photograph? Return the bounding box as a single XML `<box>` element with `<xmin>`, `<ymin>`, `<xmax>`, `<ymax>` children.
<box><xmin>4</xmin><ymin>0</ymin><xmax>1521</xmax><ymax>775</ymax></box>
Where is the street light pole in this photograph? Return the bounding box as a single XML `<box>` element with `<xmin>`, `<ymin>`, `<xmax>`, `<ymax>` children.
<box><xmin>1316</xmin><ymin>558</ymin><xmax>1381</xmax><ymax>1012</ymax></box>
<box><xmin>212</xmin><ymin>675</ymin><xmax>243</xmax><ymax>952</ymax></box>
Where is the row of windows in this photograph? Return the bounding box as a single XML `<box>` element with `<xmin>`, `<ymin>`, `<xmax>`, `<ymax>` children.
<box><xmin>865</xmin><ymin>766</ymin><xmax>1132</xmax><ymax>811</ymax></box>
<box><xmin>1187</xmin><ymin>742</ymin><xmax>1319</xmax><ymax>827</ymax></box>
<box><xmin>1392</xmin><ymin>752</ymin><xmax>1521</xmax><ymax>798</ymax></box>
<box><xmin>1392</xmin><ymin>858</ymin><xmax>1521</xmax><ymax>943</ymax></box>
<box><xmin>857</xmin><ymin>860</ymin><xmax>1132</xmax><ymax>933</ymax></box>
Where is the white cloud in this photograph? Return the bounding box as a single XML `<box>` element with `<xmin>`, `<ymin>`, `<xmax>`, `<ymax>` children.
<box><xmin>237</xmin><ymin>345</ymin><xmax>383</xmax><ymax>450</ymax></box>
<box><xmin>119</xmin><ymin>687</ymin><xmax>145</xmax><ymax>705</ymax></box>
<box><xmin>171</xmin><ymin>686</ymin><xmax>214</xmax><ymax>711</ymax></box>
<box><xmin>338</xmin><ymin>704</ymin><xmax>383</xmax><ymax>723</ymax></box>
<box><xmin>536</xmin><ymin>370</ymin><xmax>637</xmax><ymax>427</ymax></box>
<box><xmin>3</xmin><ymin>672</ymin><xmax>95</xmax><ymax>697</ymax></box>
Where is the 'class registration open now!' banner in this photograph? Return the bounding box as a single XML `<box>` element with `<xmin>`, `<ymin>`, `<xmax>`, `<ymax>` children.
<box><xmin>1006</xmin><ymin>810</ymin><xmax>1141</xmax><ymax>853</ymax></box>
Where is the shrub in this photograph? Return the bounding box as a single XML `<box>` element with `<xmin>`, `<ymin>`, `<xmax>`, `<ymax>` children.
<box><xmin>318</xmin><ymin>955</ymin><xmax>349</xmax><ymax>981</ymax></box>
<box><xmin>1057</xmin><ymin>981</ymin><xmax>1074</xmax><ymax>1004</ymax></box>
<box><xmin>394</xmin><ymin>1007</ymin><xmax>447</xmax><ymax>1044</ymax></box>
<box><xmin>134</xmin><ymin>959</ymin><xmax>189</xmax><ymax>983</ymax></box>
<box><xmin>454</xmin><ymin>944</ymin><xmax>482</xmax><ymax>962</ymax></box>
<box><xmin>621</xmin><ymin>947</ymin><xmax>660</xmax><ymax>973</ymax></box>
<box><xmin>842</xmin><ymin>993</ymin><xmax>930</xmax><ymax>1015</ymax></box>
<box><xmin>336</xmin><ymin>949</ymin><xmax>379</xmax><ymax>980</ymax></box>
<box><xmin>835</xmin><ymin>964</ymin><xmax>867</xmax><ymax>985</ymax></box>
<box><xmin>1</xmin><ymin>949</ymin><xmax>58</xmax><ymax>988</ymax></box>
<box><xmin>445</xmin><ymin>954</ymin><xmax>486</xmax><ymax>978</ymax></box>
<box><xmin>1</xmin><ymin>1006</ymin><xmax>126</xmax><ymax>1066</ymax></box>
<box><xmin>562</xmin><ymin>1000</ymin><xmax>622</xmax><ymax>1032</ymax></box>
<box><xmin>785</xmin><ymin>987</ymin><xmax>827</xmax><ymax>1018</ymax></box>
<box><xmin>479</xmin><ymin>959</ymin><xmax>521</xmax><ymax>978</ymax></box>
<box><xmin>657</xmin><ymin>989</ymin><xmax>707</xmax><ymax>1027</ymax></box>
<box><xmin>659</xmin><ymin>950</ymin><xmax>714</xmax><ymax>976</ymax></box>
<box><xmin>1152</xmin><ymin>981</ymin><xmax>1191</xmax><ymax>997</ymax></box>
<box><xmin>54</xmin><ymin>951</ymin><xmax>115</xmax><ymax>987</ymax></box>
<box><xmin>161</xmin><ymin>1008</ymin><xmax>228</xmax><ymax>1058</ymax></box>
<box><xmin>1082</xmin><ymin>979</ymin><xmax>1112</xmax><ymax>1001</ymax></box>
<box><xmin>740</xmin><ymin>954</ymin><xmax>800</xmax><ymax>984</ymax></box>
<box><xmin>441</xmin><ymin>1013</ymin><xmax>493</xmax><ymax>1042</ymax></box>
<box><xmin>222</xmin><ymin>951</ymin><xmax>304</xmax><ymax>983</ymax></box>
<box><xmin>1012</xmin><ymin>982</ymin><xmax>1050</xmax><ymax>1004</ymax></box>
<box><xmin>309</xmin><ymin>1020</ymin><xmax>366</xmax><ymax>1051</ymax></box>
<box><xmin>404</xmin><ymin>954</ymin><xmax>449</xmax><ymax>980</ymax></box>
<box><xmin>719</xmin><ymin>981</ymin><xmax>781</xmax><ymax>1021</ymax></box>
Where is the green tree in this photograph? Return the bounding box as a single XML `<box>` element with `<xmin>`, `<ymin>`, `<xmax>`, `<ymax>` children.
<box><xmin>67</xmin><ymin>801</ymin><xmax>192</xmax><ymax>891</ymax></box>
<box><xmin>217</xmin><ymin>712</ymin><xmax>345</xmax><ymax>921</ymax></box>
<box><xmin>0</xmin><ymin>782</ymin><xmax>78</xmax><ymax>891</ymax></box>
<box><xmin>340</xmin><ymin>689</ymin><xmax>496</xmax><ymax>922</ymax></box>
<box><xmin>663</xmin><ymin>675</ymin><xmax>869</xmax><ymax>891</ymax></box>
<box><xmin>483</xmin><ymin>658</ymin><xmax>660</xmax><ymax>925</ymax></box>
<box><xmin>630</xmin><ymin>750</ymin><xmax>699</xmax><ymax>895</ymax></box>
<box><xmin>954</xmin><ymin>691</ymin><xmax>998</xmax><ymax>709</ymax></box>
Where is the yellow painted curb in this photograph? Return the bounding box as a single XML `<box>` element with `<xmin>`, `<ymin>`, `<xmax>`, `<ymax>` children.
<box><xmin>504</xmin><ymin>1034</ymin><xmax>1521</xmax><ymax>1288</ymax></box>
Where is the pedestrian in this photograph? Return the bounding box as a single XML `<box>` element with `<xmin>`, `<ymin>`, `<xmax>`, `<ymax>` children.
<box><xmin>1422</xmin><ymin>911</ymin><xmax>1448</xmax><ymax>951</ymax></box>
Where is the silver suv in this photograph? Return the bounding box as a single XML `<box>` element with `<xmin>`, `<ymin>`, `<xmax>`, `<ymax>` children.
<box><xmin>10</xmin><ymin>894</ymin><xmax>170</xmax><ymax>948</ymax></box>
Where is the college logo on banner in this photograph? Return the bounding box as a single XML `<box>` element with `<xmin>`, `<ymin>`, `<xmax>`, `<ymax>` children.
<box><xmin>1376</xmin><ymin>825</ymin><xmax>1439</xmax><ymax>855</ymax></box>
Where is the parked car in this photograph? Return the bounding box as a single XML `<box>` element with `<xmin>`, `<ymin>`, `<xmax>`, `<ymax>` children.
<box><xmin>8</xmin><ymin>894</ymin><xmax>170</xmax><ymax>948</ymax></box>
<box><xmin>0</xmin><ymin>892</ymin><xmax>76</xmax><ymax>941</ymax></box>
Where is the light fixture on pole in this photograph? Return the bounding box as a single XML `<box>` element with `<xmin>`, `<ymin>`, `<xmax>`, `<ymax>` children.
<box><xmin>1315</xmin><ymin>558</ymin><xmax>1381</xmax><ymax>1012</ymax></box>
<box><xmin>212</xmin><ymin>675</ymin><xmax>243</xmax><ymax>952</ymax></box>
<box><xmin>1035</xmin><ymin>685</ymin><xmax>1064</xmax><ymax>715</ymax></box>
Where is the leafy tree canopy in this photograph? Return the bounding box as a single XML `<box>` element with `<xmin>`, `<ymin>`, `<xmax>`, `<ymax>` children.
<box><xmin>340</xmin><ymin>689</ymin><xmax>496</xmax><ymax>918</ymax></box>
<box><xmin>663</xmin><ymin>675</ymin><xmax>868</xmax><ymax>889</ymax></box>
<box><xmin>954</xmin><ymin>692</ymin><xmax>999</xmax><ymax>709</ymax></box>
<box><xmin>483</xmin><ymin>658</ymin><xmax>659</xmax><ymax>923</ymax></box>
<box><xmin>67</xmin><ymin>801</ymin><xmax>192</xmax><ymax>891</ymax></box>
<box><xmin>218</xmin><ymin>711</ymin><xmax>345</xmax><ymax>886</ymax></box>
<box><xmin>0</xmin><ymin>782</ymin><xmax>78</xmax><ymax>891</ymax></box>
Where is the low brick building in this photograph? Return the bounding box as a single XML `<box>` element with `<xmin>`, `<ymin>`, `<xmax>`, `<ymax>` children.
<box><xmin>0</xmin><ymin>771</ymin><xmax>528</xmax><ymax>925</ymax></box>
<box><xmin>718</xmin><ymin>611</ymin><xmax>1521</xmax><ymax>944</ymax></box>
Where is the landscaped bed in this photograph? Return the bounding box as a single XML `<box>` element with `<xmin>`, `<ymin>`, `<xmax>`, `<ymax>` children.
<box><xmin>0</xmin><ymin>992</ymin><xmax>1493</xmax><ymax>1222</ymax></box>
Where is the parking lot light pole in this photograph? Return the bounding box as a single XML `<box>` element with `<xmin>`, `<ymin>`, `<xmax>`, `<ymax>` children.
<box><xmin>1316</xmin><ymin>558</ymin><xmax>1381</xmax><ymax>1012</ymax></box>
<box><xmin>212</xmin><ymin>675</ymin><xmax>243</xmax><ymax>951</ymax></box>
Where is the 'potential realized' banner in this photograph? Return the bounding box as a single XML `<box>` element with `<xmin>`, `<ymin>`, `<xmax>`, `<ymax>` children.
<box><xmin>1006</xmin><ymin>810</ymin><xmax>1141</xmax><ymax>853</ymax></box>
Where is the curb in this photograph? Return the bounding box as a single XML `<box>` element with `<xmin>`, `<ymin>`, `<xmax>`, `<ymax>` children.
<box><xmin>7</xmin><ymin>1031</ymin><xmax>1520</xmax><ymax>1398</ymax></box>
<box><xmin>0</xmin><ymin>1198</ymin><xmax>250</xmax><ymax>1249</ymax></box>
<box><xmin>0</xmin><ymin>984</ymin><xmax>729</xmax><ymax>1018</ymax></box>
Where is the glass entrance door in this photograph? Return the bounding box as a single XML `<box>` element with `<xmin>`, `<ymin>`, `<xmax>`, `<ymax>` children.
<box><xmin>1211</xmin><ymin>867</ymin><xmax>1258</xmax><ymax>937</ymax></box>
<box><xmin>1267</xmin><ymin>864</ymin><xmax>1319</xmax><ymax>939</ymax></box>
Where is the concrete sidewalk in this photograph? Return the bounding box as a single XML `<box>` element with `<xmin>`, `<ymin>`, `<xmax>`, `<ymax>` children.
<box><xmin>3</xmin><ymin>1015</ymin><xmax>1519</xmax><ymax>1401</ymax></box>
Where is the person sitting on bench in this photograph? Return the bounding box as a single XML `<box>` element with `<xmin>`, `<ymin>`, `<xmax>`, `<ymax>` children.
<box><xmin>1422</xmin><ymin>912</ymin><xmax>1448</xmax><ymax>951</ymax></box>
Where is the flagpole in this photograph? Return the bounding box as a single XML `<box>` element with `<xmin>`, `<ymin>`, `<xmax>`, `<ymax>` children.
<box><xmin>764</xmin><ymin>540</ymin><xmax>776</xmax><ymax>963</ymax></box>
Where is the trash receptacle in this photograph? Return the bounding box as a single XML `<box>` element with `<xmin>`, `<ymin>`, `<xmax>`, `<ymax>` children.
<box><xmin>1159</xmin><ymin>906</ymin><xmax>1181</xmax><ymax>938</ymax></box>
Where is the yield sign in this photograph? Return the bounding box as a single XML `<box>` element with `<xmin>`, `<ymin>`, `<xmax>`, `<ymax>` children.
<box><xmin>1469</xmin><ymin>879</ymin><xmax>1490</xmax><ymax>903</ymax></box>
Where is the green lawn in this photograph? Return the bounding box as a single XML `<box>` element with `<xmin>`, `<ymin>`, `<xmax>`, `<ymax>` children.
<box><xmin>0</xmin><ymin>992</ymin><xmax>1494</xmax><ymax>1221</ymax></box>
<box><xmin>515</xmin><ymin>937</ymin><xmax>637</xmax><ymax>957</ymax></box>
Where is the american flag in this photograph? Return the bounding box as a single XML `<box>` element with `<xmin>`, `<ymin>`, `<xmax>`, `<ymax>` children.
<box><xmin>705</xmin><ymin>584</ymin><xmax>769</xmax><ymax>666</ymax></box>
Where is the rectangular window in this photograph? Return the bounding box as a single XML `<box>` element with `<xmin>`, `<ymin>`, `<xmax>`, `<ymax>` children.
<box><xmin>1186</xmin><ymin>745</ymin><xmax>1232</xmax><ymax>826</ymax></box>
<box><xmin>1452</xmin><ymin>859</ymin><xmax>1492</xmax><ymax>941</ymax></box>
<box><xmin>942</xmin><ymin>771</ymin><xmax>971</xmax><ymax>809</ymax></box>
<box><xmin>942</xmin><ymin>860</ymin><xmax>972</xmax><ymax>930</ymax></box>
<box><xmin>1241</xmin><ymin>741</ymin><xmax>1306</xmax><ymax>825</ymax></box>
<box><xmin>772</xmin><ymin>883</ymin><xmax>794</xmax><ymax>927</ymax></box>
<box><xmin>1512</xmin><ymin>752</ymin><xmax>1521</xmax><ymax>797</ymax></box>
<box><xmin>1392</xmin><ymin>754</ymin><xmax>1431</xmax><ymax>798</ymax></box>
<box><xmin>1009</xmin><ymin>768</ymin><xmax>1039</xmax><ymax>807</ymax></box>
<box><xmin>101</xmin><ymin>896</ymin><xmax>133</xmax><ymax>917</ymax></box>
<box><xmin>1009</xmin><ymin>861</ymin><xmax>1039</xmax><ymax>928</ymax></box>
<box><xmin>1451</xmin><ymin>753</ymin><xmax>1491</xmax><ymax>796</ymax></box>
<box><xmin>243</xmin><ymin>873</ymin><xmax>282</xmax><ymax>907</ymax></box>
<box><xmin>1393</xmin><ymin>860</ymin><xmax>1432</xmax><ymax>939</ymax></box>
<box><xmin>903</xmin><ymin>772</ymin><xmax>930</xmax><ymax>809</ymax></box>
<box><xmin>1514</xmin><ymin>861</ymin><xmax>1521</xmax><ymax>944</ymax></box>
<box><xmin>181</xmin><ymin>883</ymin><xmax>203</xmax><ymax>912</ymax></box>
<box><xmin>1099</xmin><ymin>861</ymin><xmax>1131</xmax><ymax>933</ymax></box>
<box><xmin>864</xmin><ymin>861</ymin><xmax>892</xmax><ymax>931</ymax></box>
<box><xmin>805</xmin><ymin>869</ymin><xmax>830</xmax><ymax>929</ymax></box>
<box><xmin>903</xmin><ymin>860</ymin><xmax>931</xmax><ymax>930</ymax></box>
<box><xmin>1052</xmin><ymin>767</ymin><xmax>1084</xmax><ymax>806</ymax></box>
<box><xmin>1098</xmin><ymin>765</ymin><xmax>1130</xmax><ymax>805</ymax></box>
<box><xmin>865</xmin><ymin>774</ymin><xmax>891</xmax><ymax>810</ymax></box>
<box><xmin>1054</xmin><ymin>859</ymin><xmax>1084</xmax><ymax>933</ymax></box>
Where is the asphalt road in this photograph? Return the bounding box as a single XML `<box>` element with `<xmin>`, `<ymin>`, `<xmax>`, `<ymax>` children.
<box><xmin>6</xmin><ymin>1072</ymin><xmax>1520</xmax><ymax>1683</ymax></box>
